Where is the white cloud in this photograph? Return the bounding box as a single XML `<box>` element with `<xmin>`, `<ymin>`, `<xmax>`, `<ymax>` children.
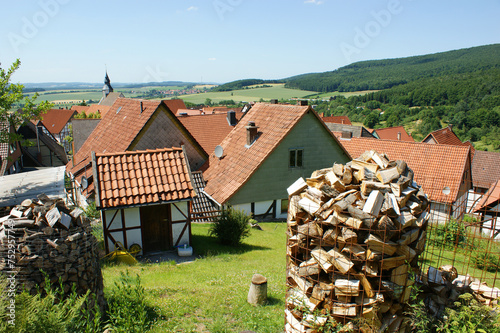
<box><xmin>304</xmin><ymin>0</ymin><xmax>324</xmax><ymax>4</ymax></box>
<box><xmin>187</xmin><ymin>6</ymin><xmax>198</xmax><ymax>11</ymax></box>
<box><xmin>208</xmin><ymin>58</ymin><xmax>216</xmax><ymax>61</ymax></box>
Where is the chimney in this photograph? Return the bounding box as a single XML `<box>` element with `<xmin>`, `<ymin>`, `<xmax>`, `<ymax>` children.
<box><xmin>246</xmin><ymin>121</ymin><xmax>259</xmax><ymax>146</ymax></box>
<box><xmin>297</xmin><ymin>100</ymin><xmax>308</xmax><ymax>106</ymax></box>
<box><xmin>227</xmin><ymin>110</ymin><xmax>237</xmax><ymax>126</ymax></box>
<box><xmin>140</xmin><ymin>101</ymin><xmax>144</xmax><ymax>113</ymax></box>
<box><xmin>341</xmin><ymin>131</ymin><xmax>352</xmax><ymax>139</ymax></box>
<box><xmin>270</xmin><ymin>99</ymin><xmax>278</xmax><ymax>104</ymax></box>
<box><xmin>448</xmin><ymin>124</ymin><xmax>453</xmax><ymax>130</ymax></box>
<box><xmin>397</xmin><ymin>132</ymin><xmax>401</xmax><ymax>141</ymax></box>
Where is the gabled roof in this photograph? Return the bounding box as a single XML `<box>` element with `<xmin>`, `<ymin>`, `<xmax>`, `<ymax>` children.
<box><xmin>68</xmin><ymin>98</ymin><xmax>164</xmax><ymax>176</ymax></box>
<box><xmin>475</xmin><ymin>179</ymin><xmax>500</xmax><ymax>212</ymax></box>
<box><xmin>322</xmin><ymin>115</ymin><xmax>352</xmax><ymax>125</ymax></box>
<box><xmin>177</xmin><ymin>109</ymin><xmax>203</xmax><ymax>116</ymax></box>
<box><xmin>471</xmin><ymin>150</ymin><xmax>500</xmax><ymax>189</ymax></box>
<box><xmin>423</xmin><ymin>125</ymin><xmax>464</xmax><ymax>146</ymax></box>
<box><xmin>339</xmin><ymin>137</ymin><xmax>471</xmax><ymax>204</ymax></box>
<box><xmin>177</xmin><ymin>112</ymin><xmax>243</xmax><ymax>155</ymax></box>
<box><xmin>40</xmin><ymin>109</ymin><xmax>78</xmax><ymax>135</ymax></box>
<box><xmin>202</xmin><ymin>106</ymin><xmax>243</xmax><ymax>114</ymax></box>
<box><xmin>203</xmin><ymin>103</ymin><xmax>350</xmax><ymax>204</ymax></box>
<box><xmin>66</xmin><ymin>98</ymin><xmax>203</xmax><ymax>197</ymax></box>
<box><xmin>372</xmin><ymin>126</ymin><xmax>414</xmax><ymax>142</ymax></box>
<box><xmin>94</xmin><ymin>147</ymin><xmax>196</xmax><ymax>209</ymax></box>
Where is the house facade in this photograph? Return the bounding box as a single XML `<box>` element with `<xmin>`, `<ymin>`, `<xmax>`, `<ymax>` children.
<box><xmin>93</xmin><ymin>148</ymin><xmax>197</xmax><ymax>254</ymax></box>
<box><xmin>202</xmin><ymin>103</ymin><xmax>351</xmax><ymax>220</ymax></box>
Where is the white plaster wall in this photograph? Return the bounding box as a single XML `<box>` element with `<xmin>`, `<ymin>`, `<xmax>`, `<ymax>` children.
<box><xmin>172</xmin><ymin>222</ymin><xmax>189</xmax><ymax>246</ymax></box>
<box><xmin>108</xmin><ymin>231</ymin><xmax>124</xmax><ymax>252</ymax></box>
<box><xmin>429</xmin><ymin>202</ymin><xmax>452</xmax><ymax>224</ymax></box>
<box><xmin>105</xmin><ymin>209</ymin><xmax>121</xmax><ymax>229</ymax></box>
<box><xmin>255</xmin><ymin>200</ymin><xmax>274</xmax><ymax>216</ymax></box>
<box><xmin>233</xmin><ymin>203</ymin><xmax>252</xmax><ymax>216</ymax></box>
<box><xmin>126</xmin><ymin>229</ymin><xmax>143</xmax><ymax>255</ymax></box>
<box><xmin>172</xmin><ymin>202</ymin><xmax>189</xmax><ymax>221</ymax></box>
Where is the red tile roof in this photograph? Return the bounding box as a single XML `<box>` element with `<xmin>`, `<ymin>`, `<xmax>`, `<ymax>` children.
<box><xmin>471</xmin><ymin>150</ymin><xmax>500</xmax><ymax>189</ymax></box>
<box><xmin>94</xmin><ymin>147</ymin><xmax>196</xmax><ymax>209</ymax></box>
<box><xmin>475</xmin><ymin>179</ymin><xmax>500</xmax><ymax>211</ymax></box>
<box><xmin>339</xmin><ymin>137</ymin><xmax>471</xmax><ymax>204</ymax></box>
<box><xmin>177</xmin><ymin>112</ymin><xmax>243</xmax><ymax>155</ymax></box>
<box><xmin>203</xmin><ymin>103</ymin><xmax>350</xmax><ymax>204</ymax></box>
<box><xmin>322</xmin><ymin>115</ymin><xmax>352</xmax><ymax>125</ymax></box>
<box><xmin>423</xmin><ymin>126</ymin><xmax>464</xmax><ymax>146</ymax></box>
<box><xmin>202</xmin><ymin>106</ymin><xmax>243</xmax><ymax>114</ymax></box>
<box><xmin>373</xmin><ymin>126</ymin><xmax>414</xmax><ymax>142</ymax></box>
<box><xmin>71</xmin><ymin>105</ymin><xmax>111</xmax><ymax>118</ymax></box>
<box><xmin>163</xmin><ymin>99</ymin><xmax>187</xmax><ymax>114</ymax></box>
<box><xmin>40</xmin><ymin>109</ymin><xmax>77</xmax><ymax>134</ymax></box>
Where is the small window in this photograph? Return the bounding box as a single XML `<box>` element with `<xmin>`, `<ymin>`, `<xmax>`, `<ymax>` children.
<box><xmin>281</xmin><ymin>199</ymin><xmax>289</xmax><ymax>214</ymax></box>
<box><xmin>289</xmin><ymin>149</ymin><xmax>303</xmax><ymax>168</ymax></box>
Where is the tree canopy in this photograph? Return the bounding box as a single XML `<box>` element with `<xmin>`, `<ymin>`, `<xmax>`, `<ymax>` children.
<box><xmin>0</xmin><ymin>59</ymin><xmax>52</xmax><ymax>144</ymax></box>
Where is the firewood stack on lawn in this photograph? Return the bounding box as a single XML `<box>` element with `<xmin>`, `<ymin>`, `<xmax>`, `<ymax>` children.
<box><xmin>0</xmin><ymin>194</ymin><xmax>105</xmax><ymax>311</ymax></box>
<box><xmin>285</xmin><ymin>150</ymin><xmax>428</xmax><ymax>333</ymax></box>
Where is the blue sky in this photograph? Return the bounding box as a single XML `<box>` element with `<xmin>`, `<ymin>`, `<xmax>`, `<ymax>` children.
<box><xmin>1</xmin><ymin>0</ymin><xmax>499</xmax><ymax>84</ymax></box>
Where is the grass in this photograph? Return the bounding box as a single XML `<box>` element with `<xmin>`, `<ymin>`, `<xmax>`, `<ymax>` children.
<box><xmin>102</xmin><ymin>222</ymin><xmax>288</xmax><ymax>332</ymax></box>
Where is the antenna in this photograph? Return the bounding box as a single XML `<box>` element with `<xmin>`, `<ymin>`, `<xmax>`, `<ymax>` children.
<box><xmin>214</xmin><ymin>145</ymin><xmax>224</xmax><ymax>159</ymax></box>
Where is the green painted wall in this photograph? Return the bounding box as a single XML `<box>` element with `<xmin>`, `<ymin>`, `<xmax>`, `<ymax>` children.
<box><xmin>228</xmin><ymin>111</ymin><xmax>350</xmax><ymax>205</ymax></box>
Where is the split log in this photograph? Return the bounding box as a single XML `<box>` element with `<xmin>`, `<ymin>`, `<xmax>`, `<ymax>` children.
<box><xmin>331</xmin><ymin>303</ymin><xmax>357</xmax><ymax>317</ymax></box>
<box><xmin>288</xmin><ymin>177</ymin><xmax>308</xmax><ymax>196</ymax></box>
<box><xmin>376</xmin><ymin>166</ymin><xmax>401</xmax><ymax>184</ymax></box>
<box><xmin>363</xmin><ymin>190</ymin><xmax>384</xmax><ymax>217</ymax></box>
<box><xmin>327</xmin><ymin>247</ymin><xmax>354</xmax><ymax>274</ymax></box>
<box><xmin>391</xmin><ymin>265</ymin><xmax>408</xmax><ymax>286</ymax></box>
<box><xmin>335</xmin><ymin>279</ymin><xmax>360</xmax><ymax>296</ymax></box>
<box><xmin>375</xmin><ymin>215</ymin><xmax>397</xmax><ymax>241</ymax></box>
<box><xmin>361</xmin><ymin>181</ymin><xmax>391</xmax><ymax>196</ymax></box>
<box><xmin>365</xmin><ymin>234</ymin><xmax>397</xmax><ymax>256</ymax></box>
<box><xmin>298</xmin><ymin>197</ymin><xmax>321</xmax><ymax>216</ymax></box>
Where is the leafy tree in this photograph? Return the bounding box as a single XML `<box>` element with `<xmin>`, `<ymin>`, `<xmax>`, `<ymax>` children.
<box><xmin>363</xmin><ymin>111</ymin><xmax>379</xmax><ymax>128</ymax></box>
<box><xmin>0</xmin><ymin>59</ymin><xmax>52</xmax><ymax>144</ymax></box>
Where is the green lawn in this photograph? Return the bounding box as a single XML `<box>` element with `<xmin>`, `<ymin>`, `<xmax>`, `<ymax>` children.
<box><xmin>102</xmin><ymin>222</ymin><xmax>288</xmax><ymax>332</ymax></box>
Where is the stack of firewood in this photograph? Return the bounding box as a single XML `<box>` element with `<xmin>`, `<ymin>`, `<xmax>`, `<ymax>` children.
<box><xmin>0</xmin><ymin>194</ymin><xmax>104</xmax><ymax>310</ymax></box>
<box><xmin>421</xmin><ymin>265</ymin><xmax>500</xmax><ymax>318</ymax></box>
<box><xmin>285</xmin><ymin>150</ymin><xmax>429</xmax><ymax>333</ymax></box>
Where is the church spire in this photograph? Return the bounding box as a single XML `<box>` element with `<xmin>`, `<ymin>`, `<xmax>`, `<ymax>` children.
<box><xmin>102</xmin><ymin>71</ymin><xmax>113</xmax><ymax>99</ymax></box>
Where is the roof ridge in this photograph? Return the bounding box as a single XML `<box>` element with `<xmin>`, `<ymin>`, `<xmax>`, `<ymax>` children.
<box><xmin>95</xmin><ymin>147</ymin><xmax>183</xmax><ymax>157</ymax></box>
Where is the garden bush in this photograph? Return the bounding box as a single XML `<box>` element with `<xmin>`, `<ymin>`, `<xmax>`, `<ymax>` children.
<box><xmin>434</xmin><ymin>219</ymin><xmax>467</xmax><ymax>248</ymax></box>
<box><xmin>209</xmin><ymin>205</ymin><xmax>251</xmax><ymax>246</ymax></box>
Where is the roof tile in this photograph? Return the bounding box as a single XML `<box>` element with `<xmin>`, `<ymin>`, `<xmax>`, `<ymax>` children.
<box><xmin>95</xmin><ymin>147</ymin><xmax>196</xmax><ymax>209</ymax></box>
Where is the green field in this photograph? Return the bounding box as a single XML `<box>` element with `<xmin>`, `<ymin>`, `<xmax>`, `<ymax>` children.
<box><xmin>178</xmin><ymin>83</ymin><xmax>318</xmax><ymax>104</ymax></box>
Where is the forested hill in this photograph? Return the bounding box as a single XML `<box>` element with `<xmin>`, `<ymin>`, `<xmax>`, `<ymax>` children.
<box><xmin>284</xmin><ymin>44</ymin><xmax>500</xmax><ymax>92</ymax></box>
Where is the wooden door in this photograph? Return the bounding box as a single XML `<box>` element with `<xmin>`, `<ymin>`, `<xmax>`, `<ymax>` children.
<box><xmin>140</xmin><ymin>204</ymin><xmax>171</xmax><ymax>253</ymax></box>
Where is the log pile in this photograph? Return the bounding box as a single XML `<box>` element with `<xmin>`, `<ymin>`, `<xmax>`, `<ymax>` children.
<box><xmin>420</xmin><ymin>265</ymin><xmax>500</xmax><ymax>318</ymax></box>
<box><xmin>0</xmin><ymin>194</ymin><xmax>104</xmax><ymax>310</ymax></box>
<box><xmin>285</xmin><ymin>150</ymin><xmax>429</xmax><ymax>333</ymax></box>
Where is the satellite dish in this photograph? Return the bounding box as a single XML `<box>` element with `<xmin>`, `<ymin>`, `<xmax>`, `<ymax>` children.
<box><xmin>214</xmin><ymin>145</ymin><xmax>224</xmax><ymax>158</ymax></box>
<box><xmin>442</xmin><ymin>186</ymin><xmax>451</xmax><ymax>195</ymax></box>
<box><xmin>81</xmin><ymin>176</ymin><xmax>88</xmax><ymax>190</ymax></box>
